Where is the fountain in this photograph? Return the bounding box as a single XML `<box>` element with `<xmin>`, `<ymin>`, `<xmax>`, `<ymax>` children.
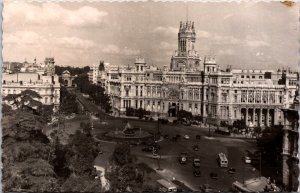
<box><xmin>105</xmin><ymin>121</ymin><xmax>152</xmax><ymax>140</ymax></box>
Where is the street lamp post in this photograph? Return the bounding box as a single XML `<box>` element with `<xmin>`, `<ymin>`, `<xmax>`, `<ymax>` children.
<box><xmin>156</xmin><ymin>156</ymin><xmax>163</xmax><ymax>171</ymax></box>
<box><xmin>208</xmin><ymin>113</ymin><xmax>212</xmax><ymax>137</ymax></box>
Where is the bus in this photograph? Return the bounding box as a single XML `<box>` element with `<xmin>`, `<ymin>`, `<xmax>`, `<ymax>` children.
<box><xmin>157</xmin><ymin>179</ymin><xmax>177</xmax><ymax>192</ymax></box>
<box><xmin>217</xmin><ymin>153</ymin><xmax>228</xmax><ymax>167</ymax></box>
<box><xmin>231</xmin><ymin>181</ymin><xmax>251</xmax><ymax>192</ymax></box>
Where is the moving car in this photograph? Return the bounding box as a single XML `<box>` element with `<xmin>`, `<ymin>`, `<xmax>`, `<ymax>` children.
<box><xmin>184</xmin><ymin>135</ymin><xmax>190</xmax><ymax>140</ymax></box>
<box><xmin>179</xmin><ymin>152</ymin><xmax>188</xmax><ymax>164</ymax></box>
<box><xmin>217</xmin><ymin>153</ymin><xmax>228</xmax><ymax>167</ymax></box>
<box><xmin>228</xmin><ymin>167</ymin><xmax>236</xmax><ymax>174</ymax></box>
<box><xmin>193</xmin><ymin>169</ymin><xmax>201</xmax><ymax>177</ymax></box>
<box><xmin>193</xmin><ymin>145</ymin><xmax>199</xmax><ymax>151</ymax></box>
<box><xmin>210</xmin><ymin>172</ymin><xmax>218</xmax><ymax>179</ymax></box>
<box><xmin>193</xmin><ymin>158</ymin><xmax>201</xmax><ymax>168</ymax></box>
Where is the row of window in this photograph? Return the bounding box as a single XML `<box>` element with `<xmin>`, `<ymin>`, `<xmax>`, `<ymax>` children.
<box><xmin>2</xmin><ymin>89</ymin><xmax>59</xmax><ymax>95</ymax></box>
<box><xmin>239</xmin><ymin>75</ymin><xmax>263</xmax><ymax>79</ymax></box>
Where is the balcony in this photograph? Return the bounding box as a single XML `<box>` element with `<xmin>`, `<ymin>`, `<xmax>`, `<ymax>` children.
<box><xmin>292</xmin><ymin>152</ymin><xmax>299</xmax><ymax>159</ymax></box>
<box><xmin>282</xmin><ymin>149</ymin><xmax>290</xmax><ymax>156</ymax></box>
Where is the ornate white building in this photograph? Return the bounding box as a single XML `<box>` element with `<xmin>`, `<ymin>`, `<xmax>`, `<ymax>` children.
<box><xmin>96</xmin><ymin>21</ymin><xmax>298</xmax><ymax>127</ymax></box>
<box><xmin>2</xmin><ymin>57</ymin><xmax>61</xmax><ymax>110</ymax></box>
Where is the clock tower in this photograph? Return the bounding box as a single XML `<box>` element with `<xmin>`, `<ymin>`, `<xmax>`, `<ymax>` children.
<box><xmin>170</xmin><ymin>21</ymin><xmax>201</xmax><ymax>71</ymax></box>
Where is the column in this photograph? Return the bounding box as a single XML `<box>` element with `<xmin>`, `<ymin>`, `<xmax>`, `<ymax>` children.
<box><xmin>293</xmin><ymin>135</ymin><xmax>298</xmax><ymax>157</ymax></box>
<box><xmin>273</xmin><ymin>109</ymin><xmax>278</xmax><ymax>125</ymax></box>
<box><xmin>246</xmin><ymin>108</ymin><xmax>249</xmax><ymax>126</ymax></box>
<box><xmin>252</xmin><ymin>108</ymin><xmax>255</xmax><ymax>126</ymax></box>
<box><xmin>266</xmin><ymin>109</ymin><xmax>270</xmax><ymax>127</ymax></box>
<box><xmin>259</xmin><ymin>108</ymin><xmax>262</xmax><ymax>127</ymax></box>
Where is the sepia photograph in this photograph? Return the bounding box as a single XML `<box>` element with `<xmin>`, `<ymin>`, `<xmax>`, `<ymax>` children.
<box><xmin>1</xmin><ymin>1</ymin><xmax>299</xmax><ymax>192</ymax></box>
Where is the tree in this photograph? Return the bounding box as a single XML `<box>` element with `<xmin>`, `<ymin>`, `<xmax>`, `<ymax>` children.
<box><xmin>2</xmin><ymin>110</ymin><xmax>57</xmax><ymax>192</ymax></box>
<box><xmin>177</xmin><ymin>110</ymin><xmax>193</xmax><ymax>120</ymax></box>
<box><xmin>112</xmin><ymin>143</ymin><xmax>132</xmax><ymax>166</ymax></box>
<box><xmin>233</xmin><ymin>119</ymin><xmax>247</xmax><ymax>132</ymax></box>
<box><xmin>64</xmin><ymin>131</ymin><xmax>99</xmax><ymax>176</ymax></box>
<box><xmin>3</xmin><ymin>89</ymin><xmax>42</xmax><ymax>112</ymax></box>
<box><xmin>60</xmin><ymin>86</ymin><xmax>78</xmax><ymax>114</ymax></box>
<box><xmin>2</xmin><ymin>103</ymin><xmax>12</xmax><ymax>114</ymax></box>
<box><xmin>254</xmin><ymin>126</ymin><xmax>262</xmax><ymax>136</ymax></box>
<box><xmin>61</xmin><ymin>175</ymin><xmax>102</xmax><ymax>192</ymax></box>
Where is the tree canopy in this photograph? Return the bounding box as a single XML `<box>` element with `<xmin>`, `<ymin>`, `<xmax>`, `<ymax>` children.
<box><xmin>74</xmin><ymin>74</ymin><xmax>112</xmax><ymax>113</ymax></box>
<box><xmin>55</xmin><ymin>65</ymin><xmax>90</xmax><ymax>76</ymax></box>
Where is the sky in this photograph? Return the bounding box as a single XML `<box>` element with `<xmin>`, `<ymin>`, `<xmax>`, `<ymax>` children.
<box><xmin>3</xmin><ymin>1</ymin><xmax>299</xmax><ymax>70</ymax></box>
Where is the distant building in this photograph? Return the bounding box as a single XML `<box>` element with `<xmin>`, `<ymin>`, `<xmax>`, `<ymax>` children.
<box><xmin>89</xmin><ymin>61</ymin><xmax>110</xmax><ymax>88</ymax></box>
<box><xmin>101</xmin><ymin>21</ymin><xmax>298</xmax><ymax>127</ymax></box>
<box><xmin>2</xmin><ymin>57</ymin><xmax>61</xmax><ymax>111</ymax></box>
<box><xmin>60</xmin><ymin>70</ymin><xmax>76</xmax><ymax>87</ymax></box>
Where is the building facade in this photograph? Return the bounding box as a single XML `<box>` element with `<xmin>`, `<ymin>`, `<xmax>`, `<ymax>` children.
<box><xmin>98</xmin><ymin>21</ymin><xmax>298</xmax><ymax>127</ymax></box>
<box><xmin>2</xmin><ymin>57</ymin><xmax>61</xmax><ymax>110</ymax></box>
<box><xmin>282</xmin><ymin>93</ymin><xmax>299</xmax><ymax>190</ymax></box>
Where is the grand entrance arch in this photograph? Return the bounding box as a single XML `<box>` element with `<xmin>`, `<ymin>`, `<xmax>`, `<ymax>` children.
<box><xmin>165</xmin><ymin>84</ymin><xmax>181</xmax><ymax>117</ymax></box>
<box><xmin>168</xmin><ymin>102</ymin><xmax>179</xmax><ymax>117</ymax></box>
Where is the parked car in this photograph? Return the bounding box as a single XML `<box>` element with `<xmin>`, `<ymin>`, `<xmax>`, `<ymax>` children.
<box><xmin>130</xmin><ymin>142</ymin><xmax>138</xmax><ymax>147</ymax></box>
<box><xmin>150</xmin><ymin>143</ymin><xmax>160</xmax><ymax>150</ymax></box>
<box><xmin>184</xmin><ymin>135</ymin><xmax>190</xmax><ymax>140</ymax></box>
<box><xmin>193</xmin><ymin>169</ymin><xmax>201</xmax><ymax>177</ymax></box>
<box><xmin>193</xmin><ymin>158</ymin><xmax>201</xmax><ymax>168</ymax></box>
<box><xmin>244</xmin><ymin>156</ymin><xmax>251</xmax><ymax>164</ymax></box>
<box><xmin>228</xmin><ymin>167</ymin><xmax>236</xmax><ymax>174</ymax></box>
<box><xmin>200</xmin><ymin>184</ymin><xmax>213</xmax><ymax>192</ymax></box>
<box><xmin>172</xmin><ymin>136</ymin><xmax>177</xmax><ymax>142</ymax></box>
<box><xmin>210</xmin><ymin>172</ymin><xmax>218</xmax><ymax>179</ymax></box>
<box><xmin>142</xmin><ymin>147</ymin><xmax>153</xmax><ymax>152</ymax></box>
<box><xmin>193</xmin><ymin>145</ymin><xmax>199</xmax><ymax>151</ymax></box>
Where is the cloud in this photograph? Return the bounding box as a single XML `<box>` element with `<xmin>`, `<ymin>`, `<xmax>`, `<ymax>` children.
<box><xmin>196</xmin><ymin>30</ymin><xmax>239</xmax><ymax>45</ymax></box>
<box><xmin>102</xmin><ymin>44</ymin><xmax>140</xmax><ymax>56</ymax></box>
<box><xmin>158</xmin><ymin>41</ymin><xmax>176</xmax><ymax>50</ymax></box>
<box><xmin>4</xmin><ymin>3</ymin><xmax>108</xmax><ymax>27</ymax></box>
<box><xmin>4</xmin><ymin>30</ymin><xmax>96</xmax><ymax>50</ymax></box>
<box><xmin>197</xmin><ymin>30</ymin><xmax>212</xmax><ymax>38</ymax></box>
<box><xmin>4</xmin><ymin>31</ymin><xmax>48</xmax><ymax>45</ymax></box>
<box><xmin>246</xmin><ymin>40</ymin><xmax>270</xmax><ymax>47</ymax></box>
<box><xmin>102</xmin><ymin>44</ymin><xmax>120</xmax><ymax>54</ymax></box>
<box><xmin>152</xmin><ymin>26</ymin><xmax>178</xmax><ymax>36</ymax></box>
<box><xmin>223</xmin><ymin>14</ymin><xmax>233</xmax><ymax>20</ymax></box>
<box><xmin>54</xmin><ymin>37</ymin><xmax>96</xmax><ymax>49</ymax></box>
<box><xmin>218</xmin><ymin>49</ymin><xmax>235</xmax><ymax>56</ymax></box>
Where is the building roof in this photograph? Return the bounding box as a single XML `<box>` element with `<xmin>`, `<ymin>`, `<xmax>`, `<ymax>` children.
<box><xmin>2</xmin><ymin>73</ymin><xmax>39</xmax><ymax>82</ymax></box>
<box><xmin>244</xmin><ymin>177</ymin><xmax>269</xmax><ymax>192</ymax></box>
<box><xmin>157</xmin><ymin>179</ymin><xmax>177</xmax><ymax>188</ymax></box>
